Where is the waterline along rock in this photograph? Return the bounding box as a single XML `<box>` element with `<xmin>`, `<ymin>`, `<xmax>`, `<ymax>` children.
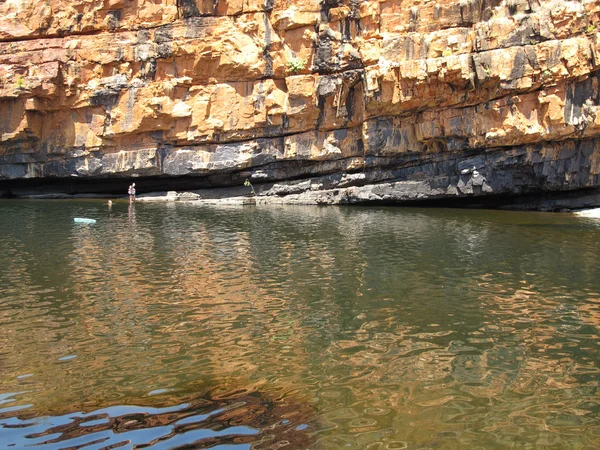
<box><xmin>1</xmin><ymin>0</ymin><xmax>600</xmax><ymax>208</ymax></box>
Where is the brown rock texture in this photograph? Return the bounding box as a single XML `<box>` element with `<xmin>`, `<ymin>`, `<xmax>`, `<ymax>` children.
<box><xmin>1</xmin><ymin>0</ymin><xmax>600</xmax><ymax>207</ymax></box>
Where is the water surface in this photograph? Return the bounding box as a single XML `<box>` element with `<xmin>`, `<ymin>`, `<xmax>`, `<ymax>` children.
<box><xmin>1</xmin><ymin>201</ymin><xmax>600</xmax><ymax>449</ymax></box>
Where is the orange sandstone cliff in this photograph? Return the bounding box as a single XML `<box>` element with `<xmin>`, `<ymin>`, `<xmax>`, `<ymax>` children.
<box><xmin>1</xmin><ymin>0</ymin><xmax>600</xmax><ymax>208</ymax></box>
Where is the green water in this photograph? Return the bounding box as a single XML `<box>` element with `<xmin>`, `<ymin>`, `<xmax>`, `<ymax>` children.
<box><xmin>1</xmin><ymin>200</ymin><xmax>600</xmax><ymax>449</ymax></box>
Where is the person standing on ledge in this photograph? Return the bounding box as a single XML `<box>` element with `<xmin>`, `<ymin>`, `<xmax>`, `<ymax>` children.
<box><xmin>128</xmin><ymin>183</ymin><xmax>136</xmax><ymax>202</ymax></box>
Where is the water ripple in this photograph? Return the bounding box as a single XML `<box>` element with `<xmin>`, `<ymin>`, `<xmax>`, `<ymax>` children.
<box><xmin>1</xmin><ymin>202</ymin><xmax>600</xmax><ymax>448</ymax></box>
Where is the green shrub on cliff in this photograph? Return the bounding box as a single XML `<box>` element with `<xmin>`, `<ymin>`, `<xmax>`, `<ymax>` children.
<box><xmin>287</xmin><ymin>57</ymin><xmax>307</xmax><ymax>74</ymax></box>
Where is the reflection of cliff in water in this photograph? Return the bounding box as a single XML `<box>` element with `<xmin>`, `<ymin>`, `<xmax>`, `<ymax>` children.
<box><xmin>3</xmin><ymin>202</ymin><xmax>600</xmax><ymax>448</ymax></box>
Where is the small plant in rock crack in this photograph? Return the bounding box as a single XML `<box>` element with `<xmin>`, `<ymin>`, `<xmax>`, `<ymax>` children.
<box><xmin>286</xmin><ymin>57</ymin><xmax>307</xmax><ymax>74</ymax></box>
<box><xmin>244</xmin><ymin>179</ymin><xmax>256</xmax><ymax>196</ymax></box>
<box><xmin>15</xmin><ymin>76</ymin><xmax>25</xmax><ymax>89</ymax></box>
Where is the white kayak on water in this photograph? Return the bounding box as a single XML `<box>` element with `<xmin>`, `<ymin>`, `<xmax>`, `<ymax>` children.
<box><xmin>74</xmin><ymin>218</ymin><xmax>97</xmax><ymax>224</ymax></box>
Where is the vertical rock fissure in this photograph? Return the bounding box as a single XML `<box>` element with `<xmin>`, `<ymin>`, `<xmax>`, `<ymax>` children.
<box><xmin>262</xmin><ymin>8</ymin><xmax>274</xmax><ymax>79</ymax></box>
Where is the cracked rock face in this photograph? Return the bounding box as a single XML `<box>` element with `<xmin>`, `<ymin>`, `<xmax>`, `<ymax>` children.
<box><xmin>1</xmin><ymin>0</ymin><xmax>600</xmax><ymax>207</ymax></box>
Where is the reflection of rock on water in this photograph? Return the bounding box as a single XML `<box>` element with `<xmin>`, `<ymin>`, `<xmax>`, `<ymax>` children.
<box><xmin>6</xmin><ymin>386</ymin><xmax>315</xmax><ymax>449</ymax></box>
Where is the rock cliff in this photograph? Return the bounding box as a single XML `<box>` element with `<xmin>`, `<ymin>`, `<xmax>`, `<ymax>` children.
<box><xmin>1</xmin><ymin>0</ymin><xmax>600</xmax><ymax>208</ymax></box>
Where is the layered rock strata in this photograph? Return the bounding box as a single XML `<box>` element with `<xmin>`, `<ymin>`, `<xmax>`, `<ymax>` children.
<box><xmin>1</xmin><ymin>0</ymin><xmax>600</xmax><ymax>208</ymax></box>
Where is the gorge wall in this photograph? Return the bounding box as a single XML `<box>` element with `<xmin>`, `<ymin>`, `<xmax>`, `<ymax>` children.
<box><xmin>1</xmin><ymin>0</ymin><xmax>600</xmax><ymax>208</ymax></box>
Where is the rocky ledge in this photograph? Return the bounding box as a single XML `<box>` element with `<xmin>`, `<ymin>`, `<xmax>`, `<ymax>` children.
<box><xmin>1</xmin><ymin>0</ymin><xmax>600</xmax><ymax>210</ymax></box>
